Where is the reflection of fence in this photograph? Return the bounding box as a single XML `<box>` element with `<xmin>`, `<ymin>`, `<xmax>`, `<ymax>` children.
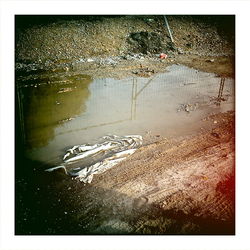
<box><xmin>16</xmin><ymin>84</ymin><xmax>26</xmax><ymax>144</ymax></box>
<box><xmin>57</xmin><ymin>70</ymin><xmax>235</xmax><ymax>137</ymax></box>
<box><xmin>18</xmin><ymin>66</ymin><xmax>235</xmax><ymax>147</ymax></box>
<box><xmin>56</xmin><ymin>76</ymin><xmax>158</xmax><ymax>136</ymax></box>
<box><xmin>131</xmin><ymin>75</ymin><xmax>157</xmax><ymax>120</ymax></box>
<box><xmin>216</xmin><ymin>77</ymin><xmax>225</xmax><ymax>105</ymax></box>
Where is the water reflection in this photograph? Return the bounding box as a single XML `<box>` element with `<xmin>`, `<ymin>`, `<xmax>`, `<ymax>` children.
<box><xmin>21</xmin><ymin>74</ymin><xmax>92</xmax><ymax>148</ymax></box>
<box><xmin>20</xmin><ymin>65</ymin><xmax>234</xmax><ymax>164</ymax></box>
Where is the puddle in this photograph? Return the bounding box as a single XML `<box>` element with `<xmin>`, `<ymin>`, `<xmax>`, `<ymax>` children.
<box><xmin>17</xmin><ymin>65</ymin><xmax>234</xmax><ymax>165</ymax></box>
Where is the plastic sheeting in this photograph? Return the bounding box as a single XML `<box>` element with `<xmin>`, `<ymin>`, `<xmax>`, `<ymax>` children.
<box><xmin>45</xmin><ymin>135</ymin><xmax>142</xmax><ymax>183</ymax></box>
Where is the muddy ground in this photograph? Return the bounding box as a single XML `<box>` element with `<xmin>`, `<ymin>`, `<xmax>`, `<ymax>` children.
<box><xmin>15</xmin><ymin>15</ymin><xmax>235</xmax><ymax>235</ymax></box>
<box><xmin>16</xmin><ymin>111</ymin><xmax>235</xmax><ymax>234</ymax></box>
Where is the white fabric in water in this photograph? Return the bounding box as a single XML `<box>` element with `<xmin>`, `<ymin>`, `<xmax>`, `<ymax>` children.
<box><xmin>45</xmin><ymin>135</ymin><xmax>142</xmax><ymax>183</ymax></box>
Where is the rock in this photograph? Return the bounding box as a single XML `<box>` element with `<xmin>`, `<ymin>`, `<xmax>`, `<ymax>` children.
<box><xmin>205</xmin><ymin>59</ymin><xmax>215</xmax><ymax>63</ymax></box>
<box><xmin>211</xmin><ymin>132</ymin><xmax>220</xmax><ymax>138</ymax></box>
<box><xmin>87</xmin><ymin>58</ymin><xmax>94</xmax><ymax>62</ymax></box>
<box><xmin>185</xmin><ymin>104</ymin><xmax>191</xmax><ymax>113</ymax></box>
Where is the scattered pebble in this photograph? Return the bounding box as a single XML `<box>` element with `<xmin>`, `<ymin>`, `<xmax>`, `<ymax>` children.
<box><xmin>211</xmin><ymin>132</ymin><xmax>220</xmax><ymax>138</ymax></box>
<box><xmin>87</xmin><ymin>58</ymin><xmax>94</xmax><ymax>62</ymax></box>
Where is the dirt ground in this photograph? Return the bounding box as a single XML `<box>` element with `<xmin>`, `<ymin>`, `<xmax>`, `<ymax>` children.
<box><xmin>15</xmin><ymin>15</ymin><xmax>235</xmax><ymax>235</ymax></box>
<box><xmin>16</xmin><ymin>15</ymin><xmax>234</xmax><ymax>79</ymax></box>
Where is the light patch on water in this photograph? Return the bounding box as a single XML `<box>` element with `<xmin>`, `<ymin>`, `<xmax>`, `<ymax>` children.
<box><xmin>19</xmin><ymin>65</ymin><xmax>234</xmax><ymax>165</ymax></box>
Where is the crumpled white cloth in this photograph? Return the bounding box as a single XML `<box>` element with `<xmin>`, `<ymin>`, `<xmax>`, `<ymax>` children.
<box><xmin>46</xmin><ymin>135</ymin><xmax>142</xmax><ymax>183</ymax></box>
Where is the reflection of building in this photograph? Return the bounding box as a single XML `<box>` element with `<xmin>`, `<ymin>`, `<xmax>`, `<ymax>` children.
<box><xmin>21</xmin><ymin>74</ymin><xmax>92</xmax><ymax>148</ymax></box>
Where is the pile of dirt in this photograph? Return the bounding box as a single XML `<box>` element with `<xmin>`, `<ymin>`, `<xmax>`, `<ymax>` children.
<box><xmin>127</xmin><ymin>31</ymin><xmax>175</xmax><ymax>54</ymax></box>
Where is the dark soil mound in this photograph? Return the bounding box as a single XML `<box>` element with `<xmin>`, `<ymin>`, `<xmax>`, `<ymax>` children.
<box><xmin>127</xmin><ymin>31</ymin><xmax>173</xmax><ymax>54</ymax></box>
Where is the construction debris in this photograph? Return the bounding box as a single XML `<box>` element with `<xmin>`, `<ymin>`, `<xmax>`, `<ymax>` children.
<box><xmin>45</xmin><ymin>135</ymin><xmax>143</xmax><ymax>183</ymax></box>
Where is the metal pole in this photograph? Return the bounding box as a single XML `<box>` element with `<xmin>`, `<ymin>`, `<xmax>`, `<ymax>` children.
<box><xmin>163</xmin><ymin>15</ymin><xmax>174</xmax><ymax>43</ymax></box>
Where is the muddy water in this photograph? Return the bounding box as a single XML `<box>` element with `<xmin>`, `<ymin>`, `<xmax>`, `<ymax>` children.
<box><xmin>16</xmin><ymin>64</ymin><xmax>235</xmax><ymax>235</ymax></box>
<box><xmin>19</xmin><ymin>64</ymin><xmax>234</xmax><ymax>166</ymax></box>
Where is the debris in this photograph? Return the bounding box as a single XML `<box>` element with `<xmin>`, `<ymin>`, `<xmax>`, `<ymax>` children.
<box><xmin>146</xmin><ymin>18</ymin><xmax>154</xmax><ymax>23</ymax></box>
<box><xmin>58</xmin><ymin>88</ymin><xmax>72</xmax><ymax>94</ymax></box>
<box><xmin>159</xmin><ymin>53</ymin><xmax>167</xmax><ymax>59</ymax></box>
<box><xmin>185</xmin><ymin>105</ymin><xmax>190</xmax><ymax>113</ymax></box>
<box><xmin>178</xmin><ymin>103</ymin><xmax>199</xmax><ymax>113</ymax></box>
<box><xmin>87</xmin><ymin>58</ymin><xmax>94</xmax><ymax>62</ymax></box>
<box><xmin>183</xmin><ymin>82</ymin><xmax>197</xmax><ymax>86</ymax></box>
<box><xmin>205</xmin><ymin>59</ymin><xmax>215</xmax><ymax>63</ymax></box>
<box><xmin>177</xmin><ymin>48</ymin><xmax>184</xmax><ymax>54</ymax></box>
<box><xmin>58</xmin><ymin>117</ymin><xmax>74</xmax><ymax>124</ymax></box>
<box><xmin>132</xmin><ymin>67</ymin><xmax>155</xmax><ymax>77</ymax></box>
<box><xmin>45</xmin><ymin>135</ymin><xmax>143</xmax><ymax>184</ymax></box>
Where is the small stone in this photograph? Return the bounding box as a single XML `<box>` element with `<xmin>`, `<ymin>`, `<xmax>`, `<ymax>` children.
<box><xmin>213</xmin><ymin>120</ymin><xmax>217</xmax><ymax>124</ymax></box>
<box><xmin>185</xmin><ymin>106</ymin><xmax>190</xmax><ymax>113</ymax></box>
<box><xmin>211</xmin><ymin>132</ymin><xmax>220</xmax><ymax>138</ymax></box>
<box><xmin>87</xmin><ymin>58</ymin><xmax>94</xmax><ymax>62</ymax></box>
<box><xmin>177</xmin><ymin>48</ymin><xmax>184</xmax><ymax>54</ymax></box>
<box><xmin>205</xmin><ymin>59</ymin><xmax>215</xmax><ymax>63</ymax></box>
